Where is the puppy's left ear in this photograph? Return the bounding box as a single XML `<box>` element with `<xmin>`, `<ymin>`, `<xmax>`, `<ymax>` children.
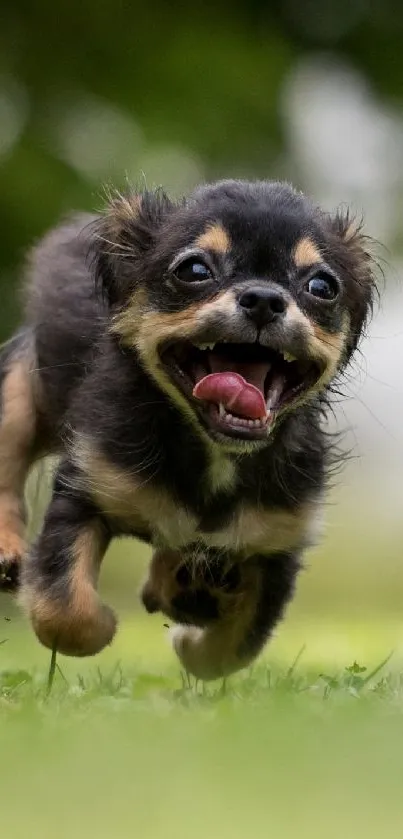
<box><xmin>91</xmin><ymin>188</ymin><xmax>176</xmax><ymax>306</ymax></box>
<box><xmin>327</xmin><ymin>211</ymin><xmax>377</xmax><ymax>357</ymax></box>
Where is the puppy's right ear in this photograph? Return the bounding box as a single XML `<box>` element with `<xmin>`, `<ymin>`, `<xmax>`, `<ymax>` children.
<box><xmin>91</xmin><ymin>188</ymin><xmax>176</xmax><ymax>306</ymax></box>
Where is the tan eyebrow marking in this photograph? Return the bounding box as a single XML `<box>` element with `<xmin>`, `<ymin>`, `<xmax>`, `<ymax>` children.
<box><xmin>194</xmin><ymin>223</ymin><xmax>230</xmax><ymax>254</ymax></box>
<box><xmin>293</xmin><ymin>237</ymin><xmax>322</xmax><ymax>268</ymax></box>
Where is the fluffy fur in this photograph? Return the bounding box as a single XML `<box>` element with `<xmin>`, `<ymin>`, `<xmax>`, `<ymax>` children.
<box><xmin>0</xmin><ymin>179</ymin><xmax>375</xmax><ymax>679</ymax></box>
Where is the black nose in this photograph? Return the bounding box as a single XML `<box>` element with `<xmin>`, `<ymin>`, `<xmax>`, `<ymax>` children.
<box><xmin>238</xmin><ymin>286</ymin><xmax>287</xmax><ymax>328</ymax></box>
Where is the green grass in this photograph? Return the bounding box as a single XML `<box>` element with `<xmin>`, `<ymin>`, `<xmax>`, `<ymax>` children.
<box><xmin>2</xmin><ymin>485</ymin><xmax>403</xmax><ymax>838</ymax></box>
<box><xmin>2</xmin><ymin>613</ymin><xmax>403</xmax><ymax>839</ymax></box>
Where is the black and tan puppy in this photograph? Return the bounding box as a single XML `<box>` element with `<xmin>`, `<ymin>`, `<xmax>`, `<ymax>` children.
<box><xmin>0</xmin><ymin>180</ymin><xmax>375</xmax><ymax>679</ymax></box>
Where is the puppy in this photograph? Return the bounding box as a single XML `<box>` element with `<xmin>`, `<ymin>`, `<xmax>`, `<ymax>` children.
<box><xmin>0</xmin><ymin>180</ymin><xmax>375</xmax><ymax>679</ymax></box>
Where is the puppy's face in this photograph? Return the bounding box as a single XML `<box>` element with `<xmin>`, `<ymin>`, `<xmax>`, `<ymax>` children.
<box><xmin>96</xmin><ymin>180</ymin><xmax>375</xmax><ymax>449</ymax></box>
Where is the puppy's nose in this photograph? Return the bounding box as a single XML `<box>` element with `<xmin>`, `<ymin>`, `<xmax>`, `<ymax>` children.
<box><xmin>238</xmin><ymin>286</ymin><xmax>287</xmax><ymax>328</ymax></box>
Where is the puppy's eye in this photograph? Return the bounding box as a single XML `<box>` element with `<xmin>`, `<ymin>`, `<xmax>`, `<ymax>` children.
<box><xmin>306</xmin><ymin>273</ymin><xmax>339</xmax><ymax>300</ymax></box>
<box><xmin>174</xmin><ymin>257</ymin><xmax>212</xmax><ymax>284</ymax></box>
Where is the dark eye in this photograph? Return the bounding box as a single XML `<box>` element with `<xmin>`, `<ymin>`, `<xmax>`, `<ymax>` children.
<box><xmin>306</xmin><ymin>273</ymin><xmax>339</xmax><ymax>300</ymax></box>
<box><xmin>173</xmin><ymin>257</ymin><xmax>213</xmax><ymax>284</ymax></box>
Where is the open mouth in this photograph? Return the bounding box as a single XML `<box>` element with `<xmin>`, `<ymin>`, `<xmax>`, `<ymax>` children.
<box><xmin>161</xmin><ymin>341</ymin><xmax>322</xmax><ymax>440</ymax></box>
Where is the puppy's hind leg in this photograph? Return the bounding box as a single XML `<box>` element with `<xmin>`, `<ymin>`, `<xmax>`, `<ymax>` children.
<box><xmin>0</xmin><ymin>331</ymin><xmax>38</xmax><ymax>590</ymax></box>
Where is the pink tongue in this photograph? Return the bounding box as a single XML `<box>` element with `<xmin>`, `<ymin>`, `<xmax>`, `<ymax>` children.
<box><xmin>193</xmin><ymin>372</ymin><xmax>267</xmax><ymax>420</ymax></box>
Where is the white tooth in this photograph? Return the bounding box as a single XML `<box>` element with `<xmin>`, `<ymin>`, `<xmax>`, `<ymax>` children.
<box><xmin>218</xmin><ymin>403</ymin><xmax>225</xmax><ymax>417</ymax></box>
<box><xmin>266</xmin><ymin>377</ymin><xmax>284</xmax><ymax>410</ymax></box>
<box><xmin>196</xmin><ymin>342</ymin><xmax>215</xmax><ymax>351</ymax></box>
<box><xmin>194</xmin><ymin>341</ymin><xmax>216</xmax><ymax>351</ymax></box>
<box><xmin>283</xmin><ymin>351</ymin><xmax>297</xmax><ymax>363</ymax></box>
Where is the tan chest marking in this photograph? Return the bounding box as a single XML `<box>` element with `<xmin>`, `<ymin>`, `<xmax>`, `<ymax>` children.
<box><xmin>72</xmin><ymin>439</ymin><xmax>318</xmax><ymax>556</ymax></box>
<box><xmin>72</xmin><ymin>439</ymin><xmax>198</xmax><ymax>545</ymax></box>
<box><xmin>202</xmin><ymin>504</ymin><xmax>319</xmax><ymax>555</ymax></box>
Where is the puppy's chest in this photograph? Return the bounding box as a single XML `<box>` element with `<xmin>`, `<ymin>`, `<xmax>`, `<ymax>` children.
<box><xmin>95</xmin><ymin>478</ymin><xmax>315</xmax><ymax>555</ymax></box>
<box><xmin>150</xmin><ymin>498</ymin><xmax>311</xmax><ymax>555</ymax></box>
<box><xmin>79</xmin><ymin>446</ymin><xmax>319</xmax><ymax>556</ymax></box>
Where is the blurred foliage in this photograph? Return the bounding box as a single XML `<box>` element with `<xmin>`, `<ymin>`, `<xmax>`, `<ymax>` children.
<box><xmin>1</xmin><ymin>0</ymin><xmax>403</xmax><ymax>335</ymax></box>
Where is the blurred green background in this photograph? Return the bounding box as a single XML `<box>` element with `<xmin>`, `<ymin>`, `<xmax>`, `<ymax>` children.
<box><xmin>2</xmin><ymin>5</ymin><xmax>403</xmax><ymax>839</ymax></box>
<box><xmin>1</xmin><ymin>0</ymin><xmax>403</xmax><ymax>670</ymax></box>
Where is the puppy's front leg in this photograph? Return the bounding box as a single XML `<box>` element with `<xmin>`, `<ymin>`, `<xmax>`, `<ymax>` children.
<box><xmin>171</xmin><ymin>552</ymin><xmax>300</xmax><ymax>681</ymax></box>
<box><xmin>20</xmin><ymin>461</ymin><xmax>116</xmax><ymax>656</ymax></box>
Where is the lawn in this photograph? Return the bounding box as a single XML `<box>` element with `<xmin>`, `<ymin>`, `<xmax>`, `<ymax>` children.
<box><xmin>2</xmin><ymin>492</ymin><xmax>403</xmax><ymax>839</ymax></box>
<box><xmin>2</xmin><ymin>608</ymin><xmax>403</xmax><ymax>839</ymax></box>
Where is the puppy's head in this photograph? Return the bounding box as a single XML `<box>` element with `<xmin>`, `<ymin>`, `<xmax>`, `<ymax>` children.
<box><xmin>94</xmin><ymin>180</ymin><xmax>376</xmax><ymax>450</ymax></box>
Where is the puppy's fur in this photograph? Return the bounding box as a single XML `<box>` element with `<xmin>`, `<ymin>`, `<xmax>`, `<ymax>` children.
<box><xmin>0</xmin><ymin>180</ymin><xmax>375</xmax><ymax>679</ymax></box>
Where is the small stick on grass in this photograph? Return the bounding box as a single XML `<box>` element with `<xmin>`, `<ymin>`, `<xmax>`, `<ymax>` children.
<box><xmin>56</xmin><ymin>664</ymin><xmax>69</xmax><ymax>685</ymax></box>
<box><xmin>285</xmin><ymin>644</ymin><xmax>306</xmax><ymax>681</ymax></box>
<box><xmin>46</xmin><ymin>643</ymin><xmax>58</xmax><ymax>698</ymax></box>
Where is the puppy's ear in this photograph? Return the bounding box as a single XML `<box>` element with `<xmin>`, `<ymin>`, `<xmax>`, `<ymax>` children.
<box><xmin>91</xmin><ymin>188</ymin><xmax>176</xmax><ymax>306</ymax></box>
<box><xmin>326</xmin><ymin>211</ymin><xmax>377</xmax><ymax>357</ymax></box>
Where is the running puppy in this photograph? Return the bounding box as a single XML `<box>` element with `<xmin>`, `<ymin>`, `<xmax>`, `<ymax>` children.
<box><xmin>0</xmin><ymin>180</ymin><xmax>375</xmax><ymax>679</ymax></box>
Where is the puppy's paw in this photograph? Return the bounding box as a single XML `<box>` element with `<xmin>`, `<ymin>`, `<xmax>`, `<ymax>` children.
<box><xmin>170</xmin><ymin>624</ymin><xmax>233</xmax><ymax>681</ymax></box>
<box><xmin>0</xmin><ymin>532</ymin><xmax>26</xmax><ymax>592</ymax></box>
<box><xmin>142</xmin><ymin>547</ymin><xmax>242</xmax><ymax>628</ymax></box>
<box><xmin>170</xmin><ymin>625</ymin><xmax>206</xmax><ymax>678</ymax></box>
<box><xmin>21</xmin><ymin>585</ymin><xmax>117</xmax><ymax>656</ymax></box>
